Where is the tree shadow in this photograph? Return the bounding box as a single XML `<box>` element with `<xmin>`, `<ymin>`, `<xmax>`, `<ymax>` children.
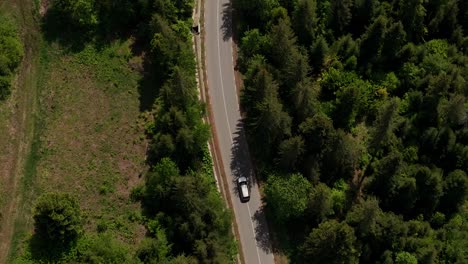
<box><xmin>41</xmin><ymin>6</ymin><xmax>142</xmax><ymax>54</ymax></box>
<box><xmin>27</xmin><ymin>233</ymin><xmax>74</xmax><ymax>262</ymax></box>
<box><xmin>252</xmin><ymin>207</ymin><xmax>276</xmax><ymax>254</ymax></box>
<box><xmin>230</xmin><ymin>121</ymin><xmax>257</xmax><ymax>193</ymax></box>
<box><xmin>221</xmin><ymin>2</ymin><xmax>233</xmax><ymax>41</ymax></box>
<box><xmin>41</xmin><ymin>9</ymin><xmax>89</xmax><ymax>53</ymax></box>
<box><xmin>136</xmin><ymin>56</ymin><xmax>164</xmax><ymax>112</ymax></box>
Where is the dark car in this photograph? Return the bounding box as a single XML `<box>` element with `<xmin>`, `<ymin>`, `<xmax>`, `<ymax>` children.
<box><xmin>238</xmin><ymin>177</ymin><xmax>250</xmax><ymax>202</ymax></box>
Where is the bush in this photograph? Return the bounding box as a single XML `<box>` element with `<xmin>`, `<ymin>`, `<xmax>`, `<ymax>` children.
<box><xmin>70</xmin><ymin>233</ymin><xmax>137</xmax><ymax>264</ymax></box>
<box><xmin>0</xmin><ymin>13</ymin><xmax>23</xmax><ymax>97</ymax></box>
<box><xmin>33</xmin><ymin>192</ymin><xmax>83</xmax><ymax>246</ymax></box>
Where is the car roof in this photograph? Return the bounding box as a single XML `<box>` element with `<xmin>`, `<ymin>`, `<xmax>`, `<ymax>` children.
<box><xmin>241</xmin><ymin>184</ymin><xmax>249</xmax><ymax>197</ymax></box>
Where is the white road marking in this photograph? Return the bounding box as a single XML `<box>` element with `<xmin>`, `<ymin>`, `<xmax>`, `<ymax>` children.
<box><xmin>215</xmin><ymin>1</ymin><xmax>262</xmax><ymax>263</ymax></box>
<box><xmin>216</xmin><ymin>0</ymin><xmax>233</xmax><ymax>137</ymax></box>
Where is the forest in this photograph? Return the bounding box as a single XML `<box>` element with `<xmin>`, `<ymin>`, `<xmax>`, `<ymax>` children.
<box><xmin>233</xmin><ymin>0</ymin><xmax>467</xmax><ymax>263</ymax></box>
<box><xmin>10</xmin><ymin>0</ymin><xmax>235</xmax><ymax>263</ymax></box>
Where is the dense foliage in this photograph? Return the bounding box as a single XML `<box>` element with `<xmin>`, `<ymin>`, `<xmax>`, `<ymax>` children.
<box><xmin>0</xmin><ymin>12</ymin><xmax>23</xmax><ymax>98</ymax></box>
<box><xmin>135</xmin><ymin>1</ymin><xmax>236</xmax><ymax>262</ymax></box>
<box><xmin>47</xmin><ymin>0</ymin><xmax>146</xmax><ymax>34</ymax></box>
<box><xmin>33</xmin><ymin>192</ymin><xmax>83</xmax><ymax>247</ymax></box>
<box><xmin>234</xmin><ymin>0</ymin><xmax>468</xmax><ymax>263</ymax></box>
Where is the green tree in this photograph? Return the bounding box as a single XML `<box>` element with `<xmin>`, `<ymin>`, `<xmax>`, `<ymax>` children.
<box><xmin>333</xmin><ymin>84</ymin><xmax>364</xmax><ymax>130</ymax></box>
<box><xmin>398</xmin><ymin>0</ymin><xmax>426</xmax><ymax>42</ymax></box>
<box><xmin>412</xmin><ymin>165</ymin><xmax>443</xmax><ymax>217</ymax></box>
<box><xmin>150</xmin><ymin>15</ymin><xmax>194</xmax><ymax>79</ymax></box>
<box><xmin>346</xmin><ymin>197</ymin><xmax>388</xmax><ymax>262</ymax></box>
<box><xmin>72</xmin><ymin>233</ymin><xmax>137</xmax><ymax>263</ymax></box>
<box><xmin>268</xmin><ymin>19</ymin><xmax>298</xmax><ymax>70</ymax></box>
<box><xmin>234</xmin><ymin>0</ymin><xmax>280</xmax><ymax>30</ymax></box>
<box><xmin>310</xmin><ymin>36</ymin><xmax>329</xmax><ymax>71</ymax></box>
<box><xmin>144</xmin><ymin>157</ymin><xmax>179</xmax><ymax>212</ymax></box>
<box><xmin>150</xmin><ymin>105</ymin><xmax>209</xmax><ymax>170</ymax></box>
<box><xmin>265</xmin><ymin>173</ymin><xmax>311</xmax><ymax>223</ymax></box>
<box><xmin>238</xmin><ymin>29</ymin><xmax>268</xmax><ymax>70</ymax></box>
<box><xmin>300</xmin><ymin>220</ymin><xmax>360</xmax><ymax>264</ymax></box>
<box><xmin>439</xmin><ymin>94</ymin><xmax>467</xmax><ymax>127</ymax></box>
<box><xmin>276</xmin><ymin>136</ymin><xmax>305</xmax><ymax>170</ymax></box>
<box><xmin>307</xmin><ymin>183</ymin><xmax>334</xmax><ymax>223</ymax></box>
<box><xmin>280</xmin><ymin>48</ymin><xmax>311</xmax><ymax>91</ymax></box>
<box><xmin>381</xmin><ymin>21</ymin><xmax>407</xmax><ymax>68</ymax></box>
<box><xmin>438</xmin><ymin>212</ymin><xmax>468</xmax><ymax>263</ymax></box>
<box><xmin>51</xmin><ymin>0</ymin><xmax>98</xmax><ymax>29</ymax></box>
<box><xmin>293</xmin><ymin>0</ymin><xmax>319</xmax><ymax>45</ymax></box>
<box><xmin>299</xmin><ymin>113</ymin><xmax>335</xmax><ymax>156</ymax></box>
<box><xmin>329</xmin><ymin>0</ymin><xmax>353</xmax><ymax>36</ymax></box>
<box><xmin>395</xmin><ymin>251</ymin><xmax>418</xmax><ymax>264</ymax></box>
<box><xmin>426</xmin><ymin>0</ymin><xmax>459</xmax><ymax>39</ymax></box>
<box><xmin>346</xmin><ymin>197</ymin><xmax>383</xmax><ymax>240</ymax></box>
<box><xmin>350</xmin><ymin>0</ymin><xmax>379</xmax><ymax>35</ymax></box>
<box><xmin>369</xmin><ymin>152</ymin><xmax>419</xmax><ymax>214</ymax></box>
<box><xmin>33</xmin><ymin>192</ymin><xmax>83</xmax><ymax>246</ymax></box>
<box><xmin>137</xmin><ymin>234</ymin><xmax>172</xmax><ymax>264</ymax></box>
<box><xmin>169</xmin><ymin>173</ymin><xmax>235</xmax><ymax>263</ymax></box>
<box><xmin>370</xmin><ymin>97</ymin><xmax>401</xmax><ymax>152</ymax></box>
<box><xmin>321</xmin><ymin>130</ymin><xmax>363</xmax><ymax>184</ymax></box>
<box><xmin>170</xmin><ymin>255</ymin><xmax>199</xmax><ymax>264</ymax></box>
<box><xmin>331</xmin><ymin>34</ymin><xmax>359</xmax><ymax>64</ymax></box>
<box><xmin>291</xmin><ymin>79</ymin><xmax>320</xmax><ymax>120</ymax></box>
<box><xmin>0</xmin><ymin>13</ymin><xmax>23</xmax><ymax>97</ymax></box>
<box><xmin>359</xmin><ymin>15</ymin><xmax>387</xmax><ymax>66</ymax></box>
<box><xmin>241</xmin><ymin>56</ymin><xmax>274</xmax><ymax>113</ymax></box>
<box><xmin>440</xmin><ymin>170</ymin><xmax>468</xmax><ymax>215</ymax></box>
<box><xmin>246</xmin><ymin>76</ymin><xmax>292</xmax><ymax>160</ymax></box>
<box><xmin>160</xmin><ymin>66</ymin><xmax>198</xmax><ymax>109</ymax></box>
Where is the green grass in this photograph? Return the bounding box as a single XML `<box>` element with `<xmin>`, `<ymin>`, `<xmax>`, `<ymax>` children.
<box><xmin>10</xmin><ymin>38</ymin><xmax>149</xmax><ymax>260</ymax></box>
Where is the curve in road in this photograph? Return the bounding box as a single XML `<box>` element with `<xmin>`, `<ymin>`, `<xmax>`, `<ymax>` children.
<box><xmin>204</xmin><ymin>0</ymin><xmax>275</xmax><ymax>263</ymax></box>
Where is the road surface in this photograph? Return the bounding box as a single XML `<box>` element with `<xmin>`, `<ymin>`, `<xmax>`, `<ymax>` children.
<box><xmin>203</xmin><ymin>0</ymin><xmax>275</xmax><ymax>263</ymax></box>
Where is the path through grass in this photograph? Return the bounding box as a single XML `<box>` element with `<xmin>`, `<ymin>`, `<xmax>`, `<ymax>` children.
<box><xmin>0</xmin><ymin>0</ymin><xmax>40</xmax><ymax>262</ymax></box>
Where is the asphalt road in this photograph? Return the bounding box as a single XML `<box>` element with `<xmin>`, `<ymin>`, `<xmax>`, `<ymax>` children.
<box><xmin>204</xmin><ymin>0</ymin><xmax>275</xmax><ymax>263</ymax></box>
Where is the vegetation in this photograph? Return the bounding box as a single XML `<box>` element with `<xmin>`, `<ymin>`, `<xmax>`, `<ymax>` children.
<box><xmin>133</xmin><ymin>0</ymin><xmax>236</xmax><ymax>262</ymax></box>
<box><xmin>11</xmin><ymin>0</ymin><xmax>234</xmax><ymax>262</ymax></box>
<box><xmin>0</xmin><ymin>12</ymin><xmax>23</xmax><ymax>98</ymax></box>
<box><xmin>234</xmin><ymin>0</ymin><xmax>468</xmax><ymax>263</ymax></box>
<box><xmin>33</xmin><ymin>192</ymin><xmax>83</xmax><ymax>247</ymax></box>
<box><xmin>12</xmin><ymin>33</ymin><xmax>147</xmax><ymax>263</ymax></box>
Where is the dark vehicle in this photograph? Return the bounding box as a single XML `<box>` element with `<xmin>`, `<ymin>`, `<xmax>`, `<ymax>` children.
<box><xmin>238</xmin><ymin>177</ymin><xmax>250</xmax><ymax>202</ymax></box>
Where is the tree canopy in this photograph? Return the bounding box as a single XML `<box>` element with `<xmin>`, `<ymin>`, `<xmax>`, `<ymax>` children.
<box><xmin>33</xmin><ymin>192</ymin><xmax>83</xmax><ymax>246</ymax></box>
<box><xmin>234</xmin><ymin>0</ymin><xmax>468</xmax><ymax>262</ymax></box>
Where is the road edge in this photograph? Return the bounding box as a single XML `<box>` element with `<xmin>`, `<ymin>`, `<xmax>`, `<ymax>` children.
<box><xmin>193</xmin><ymin>1</ymin><xmax>245</xmax><ymax>263</ymax></box>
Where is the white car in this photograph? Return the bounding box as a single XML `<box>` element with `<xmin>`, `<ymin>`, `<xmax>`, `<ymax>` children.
<box><xmin>237</xmin><ymin>177</ymin><xmax>250</xmax><ymax>203</ymax></box>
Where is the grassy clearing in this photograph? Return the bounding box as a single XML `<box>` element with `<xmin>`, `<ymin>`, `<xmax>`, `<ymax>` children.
<box><xmin>9</xmin><ymin>38</ymin><xmax>149</xmax><ymax>259</ymax></box>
